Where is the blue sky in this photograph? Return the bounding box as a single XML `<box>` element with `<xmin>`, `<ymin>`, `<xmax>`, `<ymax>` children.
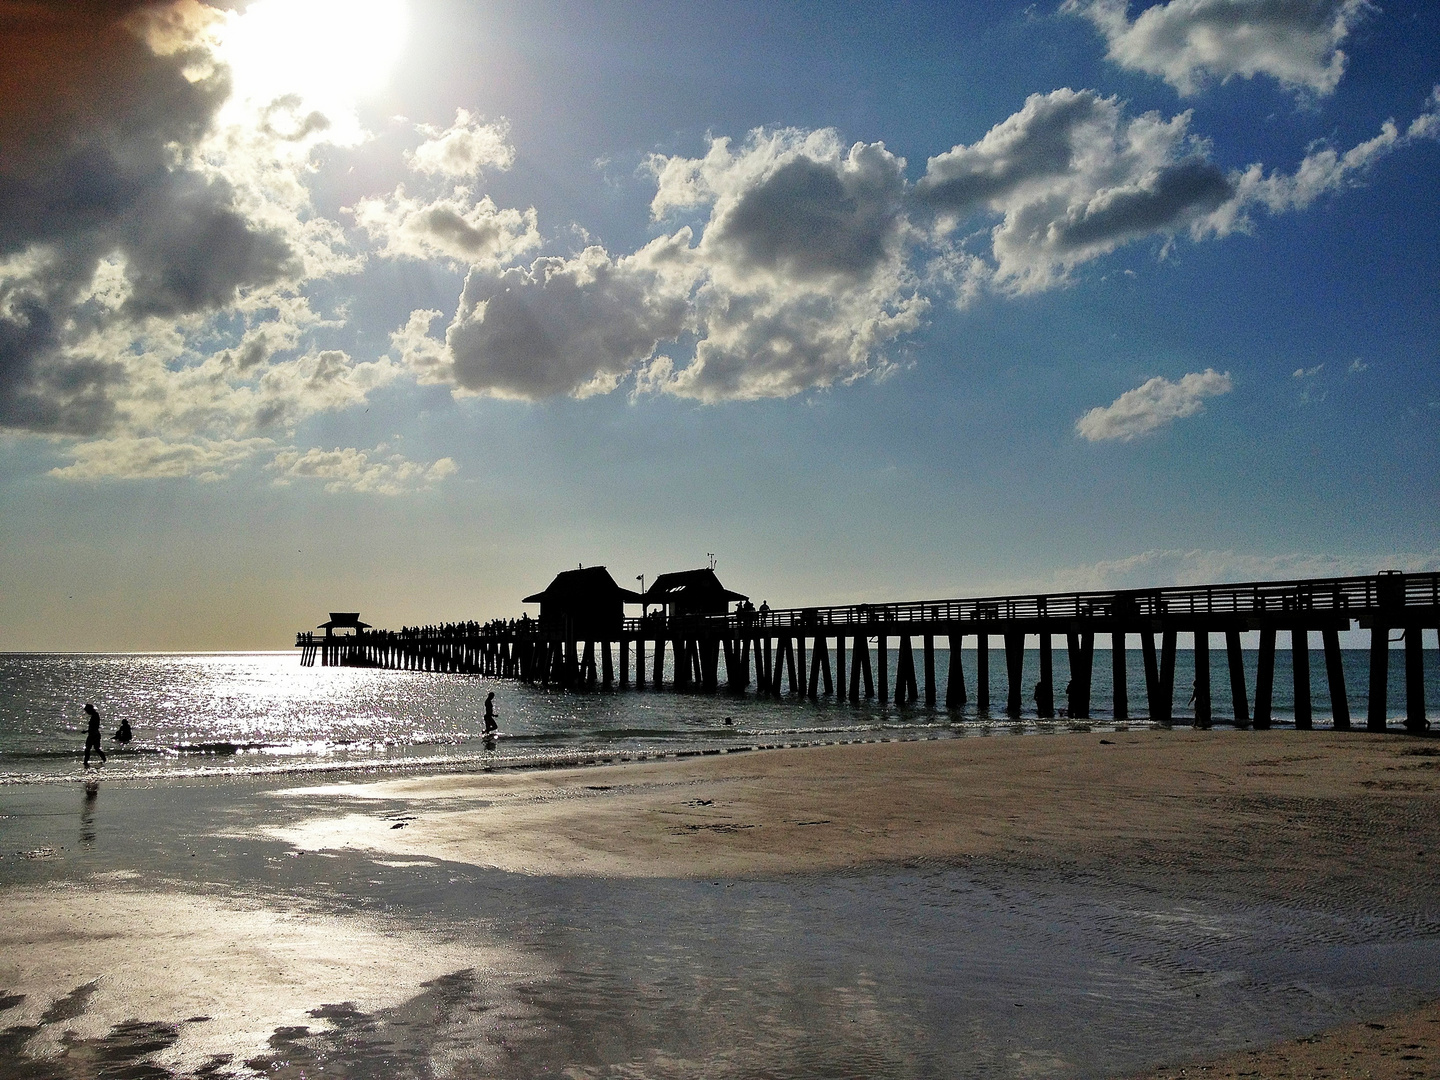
<box><xmin>1</xmin><ymin>0</ymin><xmax>1437</xmax><ymax>649</ymax></box>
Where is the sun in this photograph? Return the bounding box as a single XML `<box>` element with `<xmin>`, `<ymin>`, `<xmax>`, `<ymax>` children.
<box><xmin>216</xmin><ymin>0</ymin><xmax>409</xmax><ymax>133</ymax></box>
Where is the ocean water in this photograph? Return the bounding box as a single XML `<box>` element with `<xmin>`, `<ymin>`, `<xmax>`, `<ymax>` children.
<box><xmin>1</xmin><ymin>647</ymin><xmax>1436</xmax><ymax>784</ymax></box>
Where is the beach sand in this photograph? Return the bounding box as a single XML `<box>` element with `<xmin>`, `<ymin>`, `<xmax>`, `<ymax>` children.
<box><xmin>4</xmin><ymin>728</ymin><xmax>1440</xmax><ymax>1077</ymax></box>
<box><xmin>273</xmin><ymin>729</ymin><xmax>1440</xmax><ymax>892</ymax></box>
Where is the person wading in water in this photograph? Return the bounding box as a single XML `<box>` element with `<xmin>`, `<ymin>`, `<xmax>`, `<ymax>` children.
<box><xmin>483</xmin><ymin>692</ymin><xmax>498</xmax><ymax>734</ymax></box>
<box><xmin>82</xmin><ymin>703</ymin><xmax>107</xmax><ymax>767</ymax></box>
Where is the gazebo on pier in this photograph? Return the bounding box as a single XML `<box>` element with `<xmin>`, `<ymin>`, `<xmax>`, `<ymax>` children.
<box><xmin>643</xmin><ymin>568</ymin><xmax>748</xmax><ymax>619</ymax></box>
<box><xmin>523</xmin><ymin>566</ymin><xmax>643</xmax><ymax>639</ymax></box>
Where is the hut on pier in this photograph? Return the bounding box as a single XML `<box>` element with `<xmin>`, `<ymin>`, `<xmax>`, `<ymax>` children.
<box><xmin>319</xmin><ymin>613</ymin><xmax>370</xmax><ymax>637</ymax></box>
<box><xmin>523</xmin><ymin>567</ymin><xmax>643</xmax><ymax>639</ymax></box>
<box><xmin>643</xmin><ymin>569</ymin><xmax>748</xmax><ymax>618</ymax></box>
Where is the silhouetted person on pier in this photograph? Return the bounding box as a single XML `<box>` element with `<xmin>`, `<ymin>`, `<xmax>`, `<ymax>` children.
<box><xmin>758</xmin><ymin>601</ymin><xmax>770</xmax><ymax>625</ymax></box>
<box><xmin>111</xmin><ymin>718</ymin><xmax>132</xmax><ymax>745</ymax></box>
<box><xmin>484</xmin><ymin>692</ymin><xmax>498</xmax><ymax>733</ymax></box>
<box><xmin>82</xmin><ymin>704</ymin><xmax>106</xmax><ymax>767</ymax></box>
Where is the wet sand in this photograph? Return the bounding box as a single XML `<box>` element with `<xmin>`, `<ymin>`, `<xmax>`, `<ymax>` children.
<box><xmin>274</xmin><ymin>729</ymin><xmax>1440</xmax><ymax>894</ymax></box>
<box><xmin>4</xmin><ymin>728</ymin><xmax>1440</xmax><ymax>1078</ymax></box>
<box><xmin>1131</xmin><ymin>997</ymin><xmax>1440</xmax><ymax>1078</ymax></box>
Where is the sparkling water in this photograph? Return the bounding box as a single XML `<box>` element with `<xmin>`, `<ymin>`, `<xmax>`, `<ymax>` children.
<box><xmin>1</xmin><ymin>647</ymin><xmax>1435</xmax><ymax>783</ymax></box>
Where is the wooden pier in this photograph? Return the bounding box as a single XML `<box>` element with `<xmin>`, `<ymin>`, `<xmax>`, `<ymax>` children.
<box><xmin>296</xmin><ymin>571</ymin><xmax>1440</xmax><ymax>731</ymax></box>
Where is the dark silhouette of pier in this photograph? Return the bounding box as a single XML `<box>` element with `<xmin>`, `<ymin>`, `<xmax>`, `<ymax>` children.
<box><xmin>296</xmin><ymin>570</ymin><xmax>1439</xmax><ymax>732</ymax></box>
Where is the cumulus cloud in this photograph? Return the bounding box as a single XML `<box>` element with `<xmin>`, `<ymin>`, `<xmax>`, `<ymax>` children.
<box><xmin>1075</xmin><ymin>368</ymin><xmax>1232</xmax><ymax>441</ymax></box>
<box><xmin>406</xmin><ymin>110</ymin><xmax>516</xmax><ymax>177</ymax></box>
<box><xmin>0</xmin><ymin>3</ymin><xmax>424</xmax><ymax>488</ymax></box>
<box><xmin>348</xmin><ymin>186</ymin><xmax>540</xmax><ymax>267</ymax></box>
<box><xmin>1064</xmin><ymin>0</ymin><xmax>1374</xmax><ymax>97</ymax></box>
<box><xmin>435</xmin><ymin>129</ymin><xmax>925</xmax><ymax>402</ymax></box>
<box><xmin>917</xmin><ymin>89</ymin><xmax>1233</xmax><ymax>293</ymax></box>
<box><xmin>446</xmin><ymin>235</ymin><xmax>695</xmax><ymax>399</ymax></box>
<box><xmin>0</xmin><ymin>2</ymin><xmax>302</xmax><ymax>438</ymax></box>
<box><xmin>268</xmin><ymin>446</ymin><xmax>458</xmax><ymax>495</ymax></box>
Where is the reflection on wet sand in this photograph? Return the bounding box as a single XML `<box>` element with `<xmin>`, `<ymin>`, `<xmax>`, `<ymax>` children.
<box><xmin>2</xmin><ymin>733</ymin><xmax>1440</xmax><ymax>1078</ymax></box>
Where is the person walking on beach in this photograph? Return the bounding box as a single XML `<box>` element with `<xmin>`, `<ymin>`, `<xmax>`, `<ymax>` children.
<box><xmin>483</xmin><ymin>692</ymin><xmax>498</xmax><ymax>733</ymax></box>
<box><xmin>82</xmin><ymin>703</ymin><xmax>107</xmax><ymax>767</ymax></box>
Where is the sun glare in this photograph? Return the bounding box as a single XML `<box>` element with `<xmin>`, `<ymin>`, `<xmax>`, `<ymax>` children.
<box><xmin>217</xmin><ymin>0</ymin><xmax>408</xmax><ymax>124</ymax></box>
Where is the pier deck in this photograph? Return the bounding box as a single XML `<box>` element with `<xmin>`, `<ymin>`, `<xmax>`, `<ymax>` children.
<box><xmin>297</xmin><ymin>572</ymin><xmax>1439</xmax><ymax>732</ymax></box>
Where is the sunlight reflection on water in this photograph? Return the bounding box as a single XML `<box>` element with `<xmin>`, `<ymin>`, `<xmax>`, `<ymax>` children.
<box><xmin>2</xmin><ymin>648</ymin><xmax>1434</xmax><ymax>783</ymax></box>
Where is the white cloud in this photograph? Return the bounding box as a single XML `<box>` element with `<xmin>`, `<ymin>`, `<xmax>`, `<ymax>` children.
<box><xmin>1348</xmin><ymin>358</ymin><xmax>1369</xmax><ymax>373</ymax></box>
<box><xmin>390</xmin><ymin>308</ymin><xmax>452</xmax><ymax>385</ymax></box>
<box><xmin>407</xmin><ymin>110</ymin><xmax>516</xmax><ymax>178</ymax></box>
<box><xmin>1293</xmin><ymin>363</ymin><xmax>1323</xmax><ymax>377</ymax></box>
<box><xmin>349</xmin><ymin>186</ymin><xmax>541</xmax><ymax>267</ymax></box>
<box><xmin>1076</xmin><ymin>368</ymin><xmax>1233</xmax><ymax>441</ymax></box>
<box><xmin>1064</xmin><ymin>0</ymin><xmax>1374</xmax><ymax>97</ymax></box>
<box><xmin>48</xmin><ymin>436</ymin><xmax>276</xmax><ymax>482</ymax></box>
<box><xmin>917</xmin><ymin>89</ymin><xmax>1234</xmax><ymax>294</ymax></box>
<box><xmin>914</xmin><ymin>86</ymin><xmax>1440</xmax><ymax>300</ymax></box>
<box><xmin>1203</xmin><ymin>93</ymin><xmax>1440</xmax><ymax>234</ymax></box>
<box><xmin>268</xmin><ymin>446</ymin><xmax>458</xmax><ymax>495</ymax></box>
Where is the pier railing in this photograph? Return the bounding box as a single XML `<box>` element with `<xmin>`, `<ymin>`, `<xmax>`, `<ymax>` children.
<box><xmin>619</xmin><ymin>570</ymin><xmax>1439</xmax><ymax>634</ymax></box>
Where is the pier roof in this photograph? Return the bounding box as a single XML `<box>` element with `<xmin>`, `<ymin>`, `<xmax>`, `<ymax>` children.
<box><xmin>319</xmin><ymin>613</ymin><xmax>370</xmax><ymax>630</ymax></box>
<box><xmin>644</xmin><ymin>569</ymin><xmax>747</xmax><ymax>615</ymax></box>
<box><xmin>523</xmin><ymin>566</ymin><xmax>643</xmax><ymax>605</ymax></box>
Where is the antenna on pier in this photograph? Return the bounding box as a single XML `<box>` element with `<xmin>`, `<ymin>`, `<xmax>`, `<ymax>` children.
<box><xmin>707</xmin><ymin>552</ymin><xmax>716</xmax><ymax>571</ymax></box>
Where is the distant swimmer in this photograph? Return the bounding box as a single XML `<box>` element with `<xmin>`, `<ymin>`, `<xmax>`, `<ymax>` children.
<box><xmin>483</xmin><ymin>692</ymin><xmax>498</xmax><ymax>734</ymax></box>
<box><xmin>82</xmin><ymin>703</ymin><xmax>107</xmax><ymax>767</ymax></box>
<box><xmin>111</xmin><ymin>718</ymin><xmax>132</xmax><ymax>745</ymax></box>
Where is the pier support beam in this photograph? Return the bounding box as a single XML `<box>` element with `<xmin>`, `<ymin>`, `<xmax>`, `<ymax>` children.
<box><xmin>1292</xmin><ymin>629</ymin><xmax>1312</xmax><ymax>730</ymax></box>
<box><xmin>946</xmin><ymin>630</ymin><xmax>967</xmax><ymax>709</ymax></box>
<box><xmin>1254</xmin><ymin>628</ymin><xmax>1276</xmax><ymax>730</ymax></box>
<box><xmin>1368</xmin><ymin>627</ymin><xmax>1389</xmax><ymax>732</ymax></box>
<box><xmin>1112</xmin><ymin>632</ymin><xmax>1127</xmax><ymax>721</ymax></box>
<box><xmin>1193</xmin><ymin>632</ymin><xmax>1211</xmax><ymax>728</ymax></box>
<box><xmin>896</xmin><ymin>636</ymin><xmax>918</xmax><ymax>704</ymax></box>
<box><xmin>923</xmin><ymin>635</ymin><xmax>936</xmax><ymax>708</ymax></box>
<box><xmin>1142</xmin><ymin>631</ymin><xmax>1160</xmax><ymax>720</ymax></box>
<box><xmin>877</xmin><ymin>634</ymin><xmax>889</xmax><ymax>704</ymax></box>
<box><xmin>1037</xmin><ymin>631</ymin><xmax>1054</xmax><ymax>718</ymax></box>
<box><xmin>976</xmin><ymin>632</ymin><xmax>989</xmax><ymax>712</ymax></box>
<box><xmin>1226</xmin><ymin>630</ymin><xmax>1249</xmax><ymax>726</ymax></box>
<box><xmin>1066</xmin><ymin>632</ymin><xmax>1093</xmax><ymax>719</ymax></box>
<box><xmin>1004</xmin><ymin>632</ymin><xmax>1025</xmax><ymax>718</ymax></box>
<box><xmin>1323</xmin><ymin>628</ymin><xmax>1348</xmax><ymax>730</ymax></box>
<box><xmin>1159</xmin><ymin>630</ymin><xmax>1177</xmax><ymax>723</ymax></box>
<box><xmin>835</xmin><ymin>635</ymin><xmax>847</xmax><ymax>702</ymax></box>
<box><xmin>1406</xmin><ymin>628</ymin><xmax>1428</xmax><ymax>733</ymax></box>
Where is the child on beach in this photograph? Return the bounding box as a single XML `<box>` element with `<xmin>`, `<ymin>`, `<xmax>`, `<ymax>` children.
<box><xmin>83</xmin><ymin>703</ymin><xmax>107</xmax><ymax>767</ymax></box>
<box><xmin>112</xmin><ymin>718</ymin><xmax>132</xmax><ymax>745</ymax></box>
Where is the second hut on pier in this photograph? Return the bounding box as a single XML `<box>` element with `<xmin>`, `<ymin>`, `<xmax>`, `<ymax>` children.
<box><xmin>643</xmin><ymin>568</ymin><xmax>748</xmax><ymax>622</ymax></box>
<box><xmin>523</xmin><ymin>566</ymin><xmax>643</xmax><ymax>639</ymax></box>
